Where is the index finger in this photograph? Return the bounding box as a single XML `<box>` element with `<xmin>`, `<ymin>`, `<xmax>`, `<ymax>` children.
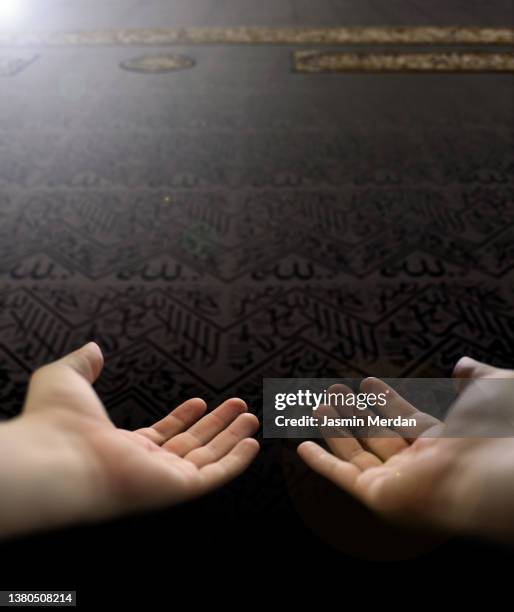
<box><xmin>360</xmin><ymin>378</ymin><xmax>441</xmax><ymax>440</ymax></box>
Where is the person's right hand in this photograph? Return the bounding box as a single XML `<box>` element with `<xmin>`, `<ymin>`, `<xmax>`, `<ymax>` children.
<box><xmin>0</xmin><ymin>343</ymin><xmax>259</xmax><ymax>538</ymax></box>
<box><xmin>298</xmin><ymin>358</ymin><xmax>514</xmax><ymax>540</ymax></box>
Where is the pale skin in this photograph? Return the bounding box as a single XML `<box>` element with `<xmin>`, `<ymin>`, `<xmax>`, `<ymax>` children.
<box><xmin>298</xmin><ymin>358</ymin><xmax>514</xmax><ymax>540</ymax></box>
<box><xmin>0</xmin><ymin>342</ymin><xmax>259</xmax><ymax>539</ymax></box>
<box><xmin>3</xmin><ymin>344</ymin><xmax>514</xmax><ymax>543</ymax></box>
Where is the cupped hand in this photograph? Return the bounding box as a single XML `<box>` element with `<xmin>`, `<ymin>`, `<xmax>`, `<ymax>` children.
<box><xmin>2</xmin><ymin>343</ymin><xmax>259</xmax><ymax>536</ymax></box>
<box><xmin>298</xmin><ymin>359</ymin><xmax>514</xmax><ymax>539</ymax></box>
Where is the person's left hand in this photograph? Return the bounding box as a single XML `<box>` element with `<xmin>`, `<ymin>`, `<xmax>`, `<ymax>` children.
<box><xmin>297</xmin><ymin>366</ymin><xmax>514</xmax><ymax>539</ymax></box>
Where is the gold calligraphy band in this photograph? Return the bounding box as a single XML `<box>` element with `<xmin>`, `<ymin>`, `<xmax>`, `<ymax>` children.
<box><xmin>0</xmin><ymin>26</ymin><xmax>513</xmax><ymax>47</ymax></box>
<box><xmin>294</xmin><ymin>50</ymin><xmax>514</xmax><ymax>73</ymax></box>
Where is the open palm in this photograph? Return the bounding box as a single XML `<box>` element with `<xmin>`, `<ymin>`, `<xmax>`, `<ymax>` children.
<box><xmin>21</xmin><ymin>343</ymin><xmax>259</xmax><ymax>525</ymax></box>
<box><xmin>298</xmin><ymin>362</ymin><xmax>514</xmax><ymax>536</ymax></box>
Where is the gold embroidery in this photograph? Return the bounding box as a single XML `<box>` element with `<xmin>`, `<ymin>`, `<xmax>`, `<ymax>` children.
<box><xmin>120</xmin><ymin>54</ymin><xmax>195</xmax><ymax>73</ymax></box>
<box><xmin>0</xmin><ymin>26</ymin><xmax>512</xmax><ymax>47</ymax></box>
<box><xmin>294</xmin><ymin>51</ymin><xmax>514</xmax><ymax>73</ymax></box>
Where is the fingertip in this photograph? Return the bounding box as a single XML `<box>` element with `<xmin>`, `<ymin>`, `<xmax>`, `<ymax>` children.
<box><xmin>237</xmin><ymin>437</ymin><xmax>260</xmax><ymax>462</ymax></box>
<box><xmin>190</xmin><ymin>397</ymin><xmax>208</xmax><ymax>410</ymax></box>
<box><xmin>84</xmin><ymin>341</ymin><xmax>103</xmax><ymax>356</ymax></box>
<box><xmin>243</xmin><ymin>437</ymin><xmax>260</xmax><ymax>451</ymax></box>
<box><xmin>297</xmin><ymin>440</ymin><xmax>316</xmax><ymax>455</ymax></box>
<box><xmin>361</xmin><ymin>377</ymin><xmax>389</xmax><ymax>394</ymax></box>
<box><xmin>327</xmin><ymin>382</ymin><xmax>352</xmax><ymax>395</ymax></box>
<box><xmin>360</xmin><ymin>376</ymin><xmax>378</xmax><ymax>389</ymax></box>
<box><xmin>83</xmin><ymin>341</ymin><xmax>104</xmax><ymax>367</ymax></box>
<box><xmin>455</xmin><ymin>355</ymin><xmax>475</xmax><ymax>366</ymax></box>
<box><xmin>242</xmin><ymin>412</ymin><xmax>260</xmax><ymax>429</ymax></box>
<box><xmin>227</xmin><ymin>397</ymin><xmax>248</xmax><ymax>412</ymax></box>
<box><xmin>452</xmin><ymin>356</ymin><xmax>477</xmax><ymax>378</ymax></box>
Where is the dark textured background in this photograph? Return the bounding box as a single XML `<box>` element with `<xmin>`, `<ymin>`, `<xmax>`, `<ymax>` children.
<box><xmin>0</xmin><ymin>0</ymin><xmax>513</xmax><ymax>599</ymax></box>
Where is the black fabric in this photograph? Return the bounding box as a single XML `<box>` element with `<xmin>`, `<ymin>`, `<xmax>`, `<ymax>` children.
<box><xmin>0</xmin><ymin>0</ymin><xmax>513</xmax><ymax>587</ymax></box>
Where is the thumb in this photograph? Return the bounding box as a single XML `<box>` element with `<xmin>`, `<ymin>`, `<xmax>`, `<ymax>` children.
<box><xmin>452</xmin><ymin>356</ymin><xmax>513</xmax><ymax>390</ymax></box>
<box><xmin>54</xmin><ymin>342</ymin><xmax>104</xmax><ymax>384</ymax></box>
<box><xmin>25</xmin><ymin>342</ymin><xmax>103</xmax><ymax>409</ymax></box>
<box><xmin>453</xmin><ymin>356</ymin><xmax>495</xmax><ymax>380</ymax></box>
<box><xmin>24</xmin><ymin>343</ymin><xmax>107</xmax><ymax>417</ymax></box>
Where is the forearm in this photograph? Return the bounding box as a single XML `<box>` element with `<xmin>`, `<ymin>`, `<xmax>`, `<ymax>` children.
<box><xmin>437</xmin><ymin>440</ymin><xmax>514</xmax><ymax>541</ymax></box>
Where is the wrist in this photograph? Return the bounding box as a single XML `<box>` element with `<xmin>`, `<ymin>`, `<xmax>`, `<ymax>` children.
<box><xmin>0</xmin><ymin>414</ymin><xmax>106</xmax><ymax>538</ymax></box>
